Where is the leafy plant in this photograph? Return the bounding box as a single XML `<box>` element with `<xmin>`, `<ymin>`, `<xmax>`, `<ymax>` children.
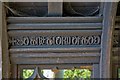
<box><xmin>64</xmin><ymin>69</ymin><xmax>91</xmax><ymax>80</ymax></box>
<box><xmin>22</xmin><ymin>69</ymin><xmax>91</xmax><ymax>79</ymax></box>
<box><xmin>23</xmin><ymin>69</ymin><xmax>34</xmax><ymax>79</ymax></box>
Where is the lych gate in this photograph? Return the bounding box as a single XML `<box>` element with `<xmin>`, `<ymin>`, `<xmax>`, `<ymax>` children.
<box><xmin>1</xmin><ymin>2</ymin><xmax>120</xmax><ymax>79</ymax></box>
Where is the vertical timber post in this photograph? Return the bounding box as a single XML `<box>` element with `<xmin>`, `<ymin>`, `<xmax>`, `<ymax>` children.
<box><xmin>48</xmin><ymin>0</ymin><xmax>63</xmax><ymax>16</ymax></box>
<box><xmin>100</xmin><ymin>2</ymin><xmax>117</xmax><ymax>78</ymax></box>
<box><xmin>0</xmin><ymin>1</ymin><xmax>2</xmax><ymax>79</ymax></box>
<box><xmin>92</xmin><ymin>64</ymin><xmax>100</xmax><ymax>78</ymax></box>
<box><xmin>2</xmin><ymin>3</ymin><xmax>11</xmax><ymax>78</ymax></box>
<box><xmin>48</xmin><ymin>1</ymin><xmax>63</xmax><ymax>78</ymax></box>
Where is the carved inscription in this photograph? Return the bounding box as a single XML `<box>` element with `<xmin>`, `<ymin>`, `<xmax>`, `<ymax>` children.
<box><xmin>9</xmin><ymin>36</ymin><xmax>101</xmax><ymax>46</ymax></box>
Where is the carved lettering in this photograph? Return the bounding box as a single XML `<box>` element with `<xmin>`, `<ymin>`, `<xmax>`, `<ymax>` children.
<box><xmin>23</xmin><ymin>37</ymin><xmax>29</xmax><ymax>45</ymax></box>
<box><xmin>9</xmin><ymin>35</ymin><xmax>101</xmax><ymax>46</ymax></box>
<box><xmin>55</xmin><ymin>36</ymin><xmax>62</xmax><ymax>45</ymax></box>
<box><xmin>38</xmin><ymin>36</ymin><xmax>45</xmax><ymax>45</ymax></box>
<box><xmin>88</xmin><ymin>36</ymin><xmax>94</xmax><ymax>44</ymax></box>
<box><xmin>93</xmin><ymin>36</ymin><xmax>100</xmax><ymax>44</ymax></box>
<box><xmin>72</xmin><ymin>37</ymin><xmax>78</xmax><ymax>45</ymax></box>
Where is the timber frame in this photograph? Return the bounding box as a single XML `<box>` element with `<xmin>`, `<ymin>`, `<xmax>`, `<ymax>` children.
<box><xmin>1</xmin><ymin>2</ymin><xmax>120</xmax><ymax>79</ymax></box>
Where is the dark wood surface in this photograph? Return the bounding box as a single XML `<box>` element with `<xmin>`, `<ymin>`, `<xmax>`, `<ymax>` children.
<box><xmin>1</xmin><ymin>2</ymin><xmax>120</xmax><ymax>79</ymax></box>
<box><xmin>100</xmin><ymin>2</ymin><xmax>118</xmax><ymax>78</ymax></box>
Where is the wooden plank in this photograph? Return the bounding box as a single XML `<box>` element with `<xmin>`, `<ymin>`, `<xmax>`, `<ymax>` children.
<box><xmin>11</xmin><ymin>64</ymin><xmax>17</xmax><ymax>78</ymax></box>
<box><xmin>92</xmin><ymin>64</ymin><xmax>100</xmax><ymax>78</ymax></box>
<box><xmin>18</xmin><ymin>65</ymin><xmax>22</xmax><ymax>78</ymax></box>
<box><xmin>9</xmin><ymin>46</ymin><xmax>101</xmax><ymax>53</ymax></box>
<box><xmin>18</xmin><ymin>64</ymin><xmax>92</xmax><ymax>69</ymax></box>
<box><xmin>2</xmin><ymin>3</ymin><xmax>11</xmax><ymax>78</ymax></box>
<box><xmin>7</xmin><ymin>17</ymin><xmax>103</xmax><ymax>23</ymax></box>
<box><xmin>100</xmin><ymin>2</ymin><xmax>118</xmax><ymax>78</ymax></box>
<box><xmin>8</xmin><ymin>23</ymin><xmax>102</xmax><ymax>30</ymax></box>
<box><xmin>10</xmin><ymin>52</ymin><xmax>100</xmax><ymax>58</ymax></box>
<box><xmin>0</xmin><ymin>2</ymin><xmax>2</xmax><ymax>79</ymax></box>
<box><xmin>8</xmin><ymin>30</ymin><xmax>102</xmax><ymax>36</ymax></box>
<box><xmin>9</xmin><ymin>2</ymin><xmax>48</xmax><ymax>7</ymax></box>
<box><xmin>11</xmin><ymin>57</ymin><xmax>100</xmax><ymax>64</ymax></box>
<box><xmin>64</xmin><ymin>2</ymin><xmax>100</xmax><ymax>7</ymax></box>
<box><xmin>8</xmin><ymin>30</ymin><xmax>101</xmax><ymax>48</ymax></box>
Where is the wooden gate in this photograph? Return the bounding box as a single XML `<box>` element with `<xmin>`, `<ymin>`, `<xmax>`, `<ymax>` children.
<box><xmin>1</xmin><ymin>2</ymin><xmax>118</xmax><ymax>79</ymax></box>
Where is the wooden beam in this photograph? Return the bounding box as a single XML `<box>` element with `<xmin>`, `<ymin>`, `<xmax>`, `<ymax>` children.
<box><xmin>92</xmin><ymin>64</ymin><xmax>100</xmax><ymax>78</ymax></box>
<box><xmin>48</xmin><ymin>2</ymin><xmax>63</xmax><ymax>16</ymax></box>
<box><xmin>18</xmin><ymin>64</ymin><xmax>92</xmax><ymax>69</ymax></box>
<box><xmin>100</xmin><ymin>2</ymin><xmax>118</xmax><ymax>78</ymax></box>
<box><xmin>11</xmin><ymin>64</ymin><xmax>17</xmax><ymax>78</ymax></box>
<box><xmin>8</xmin><ymin>23</ymin><xmax>102</xmax><ymax>30</ymax></box>
<box><xmin>9</xmin><ymin>47</ymin><xmax>101</xmax><ymax>53</ymax></box>
<box><xmin>8</xmin><ymin>30</ymin><xmax>102</xmax><ymax>36</ymax></box>
<box><xmin>10</xmin><ymin>53</ymin><xmax>100</xmax><ymax>58</ymax></box>
<box><xmin>7</xmin><ymin>17</ymin><xmax>102</xmax><ymax>23</ymax></box>
<box><xmin>11</xmin><ymin>57</ymin><xmax>100</xmax><ymax>64</ymax></box>
<box><xmin>0</xmin><ymin>2</ymin><xmax>2</xmax><ymax>79</ymax></box>
<box><xmin>2</xmin><ymin>3</ymin><xmax>11</xmax><ymax>78</ymax></box>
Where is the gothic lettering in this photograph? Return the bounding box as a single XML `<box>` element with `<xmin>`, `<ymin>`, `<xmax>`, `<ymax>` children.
<box><xmin>9</xmin><ymin>35</ymin><xmax>101</xmax><ymax>46</ymax></box>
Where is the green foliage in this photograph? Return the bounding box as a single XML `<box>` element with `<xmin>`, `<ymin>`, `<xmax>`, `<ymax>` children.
<box><xmin>22</xmin><ymin>69</ymin><xmax>91</xmax><ymax>79</ymax></box>
<box><xmin>118</xmin><ymin>69</ymin><xmax>120</xmax><ymax>78</ymax></box>
<box><xmin>64</xmin><ymin>69</ymin><xmax>91</xmax><ymax>80</ymax></box>
<box><xmin>23</xmin><ymin>69</ymin><xmax>34</xmax><ymax>79</ymax></box>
